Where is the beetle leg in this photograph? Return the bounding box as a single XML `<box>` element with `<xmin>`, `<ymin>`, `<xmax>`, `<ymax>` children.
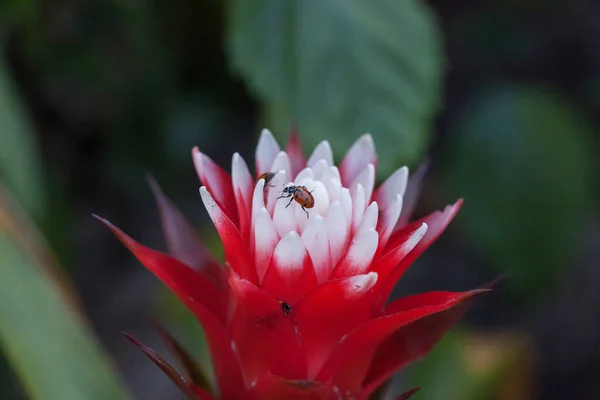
<box><xmin>302</xmin><ymin>206</ymin><xmax>309</xmax><ymax>219</ymax></box>
<box><xmin>276</xmin><ymin>193</ymin><xmax>290</xmax><ymax>200</ymax></box>
<box><xmin>285</xmin><ymin>197</ymin><xmax>294</xmax><ymax>208</ymax></box>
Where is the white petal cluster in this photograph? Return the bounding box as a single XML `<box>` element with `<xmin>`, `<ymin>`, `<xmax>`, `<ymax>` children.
<box><xmin>245</xmin><ymin>130</ymin><xmax>412</xmax><ymax>281</ymax></box>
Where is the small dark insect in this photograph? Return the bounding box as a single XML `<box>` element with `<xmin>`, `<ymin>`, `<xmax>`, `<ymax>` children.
<box><xmin>276</xmin><ymin>185</ymin><xmax>315</xmax><ymax>219</ymax></box>
<box><xmin>258</xmin><ymin>172</ymin><xmax>276</xmax><ymax>189</ymax></box>
<box><xmin>279</xmin><ymin>301</ymin><xmax>293</xmax><ymax>316</ymax></box>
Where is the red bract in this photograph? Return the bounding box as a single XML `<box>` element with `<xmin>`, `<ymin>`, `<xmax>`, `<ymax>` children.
<box><xmin>98</xmin><ymin>129</ymin><xmax>488</xmax><ymax>400</ymax></box>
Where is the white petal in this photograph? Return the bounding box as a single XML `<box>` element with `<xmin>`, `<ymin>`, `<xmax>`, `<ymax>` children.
<box><xmin>255</xmin><ymin>129</ymin><xmax>280</xmax><ymax>176</ymax></box>
<box><xmin>301</xmin><ymin>215</ymin><xmax>330</xmax><ymax>282</ymax></box>
<box><xmin>328</xmin><ymin>166</ymin><xmax>341</xmax><ymax>183</ymax></box>
<box><xmin>383</xmin><ymin>223</ymin><xmax>429</xmax><ymax>264</ymax></box>
<box><xmin>351</xmin><ymin>184</ymin><xmax>366</xmax><ymax>231</ymax></box>
<box><xmin>254</xmin><ymin>208</ymin><xmax>279</xmax><ymax>282</ymax></box>
<box><xmin>272</xmin><ymin>231</ymin><xmax>305</xmax><ymax>271</ymax></box>
<box><xmin>310</xmin><ymin>181</ymin><xmax>330</xmax><ymax>217</ymax></box>
<box><xmin>265</xmin><ymin>170</ymin><xmax>288</xmax><ymax>215</ymax></box>
<box><xmin>401</xmin><ymin>223</ymin><xmax>428</xmax><ymax>254</ymax></box>
<box><xmin>199</xmin><ymin>186</ymin><xmax>225</xmax><ymax>225</ymax></box>
<box><xmin>377</xmin><ymin>194</ymin><xmax>403</xmax><ymax>252</ymax></box>
<box><xmin>200</xmin><ymin>186</ymin><xmax>253</xmax><ymax>280</ymax></box>
<box><xmin>307</xmin><ymin>140</ymin><xmax>334</xmax><ymax>167</ymax></box>
<box><xmin>339</xmin><ymin>188</ymin><xmax>353</xmax><ymax>228</ymax></box>
<box><xmin>294</xmin><ymin>167</ymin><xmax>314</xmax><ymax>183</ymax></box>
<box><xmin>340</xmin><ymin>229</ymin><xmax>378</xmax><ymax>275</ymax></box>
<box><xmin>350</xmin><ymin>164</ymin><xmax>375</xmax><ymax>205</ymax></box>
<box><xmin>273</xmin><ymin>185</ymin><xmax>298</xmax><ymax>237</ymax></box>
<box><xmin>340</xmin><ymin>133</ymin><xmax>376</xmax><ymax>184</ymax></box>
<box><xmin>341</xmin><ymin>272</ymin><xmax>378</xmax><ymax>299</ymax></box>
<box><xmin>322</xmin><ymin>168</ymin><xmax>340</xmax><ymax>184</ymax></box>
<box><xmin>232</xmin><ymin>153</ymin><xmax>253</xmax><ymax>204</ymax></box>
<box><xmin>295</xmin><ymin>175</ymin><xmax>314</xmax><ymax>190</ymax></box>
<box><xmin>320</xmin><ymin>166</ymin><xmax>342</xmax><ymax>201</ymax></box>
<box><xmin>322</xmin><ymin>177</ymin><xmax>341</xmax><ymax>203</ymax></box>
<box><xmin>356</xmin><ymin>202</ymin><xmax>379</xmax><ymax>237</ymax></box>
<box><xmin>375</xmin><ymin>166</ymin><xmax>408</xmax><ymax>211</ymax></box>
<box><xmin>251</xmin><ymin>179</ymin><xmax>266</xmax><ymax>224</ymax></box>
<box><xmin>231</xmin><ymin>153</ymin><xmax>253</xmax><ymax>237</ymax></box>
<box><xmin>326</xmin><ymin>201</ymin><xmax>348</xmax><ymax>266</ymax></box>
<box><xmin>311</xmin><ymin>159</ymin><xmax>329</xmax><ymax>180</ymax></box>
<box><xmin>270</xmin><ymin>151</ymin><xmax>292</xmax><ymax>182</ymax></box>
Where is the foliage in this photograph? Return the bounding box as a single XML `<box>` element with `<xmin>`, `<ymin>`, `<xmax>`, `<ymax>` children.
<box><xmin>0</xmin><ymin>186</ymin><xmax>131</xmax><ymax>400</ymax></box>
<box><xmin>0</xmin><ymin>56</ymin><xmax>45</xmax><ymax>221</ymax></box>
<box><xmin>440</xmin><ymin>85</ymin><xmax>595</xmax><ymax>298</ymax></box>
<box><xmin>227</xmin><ymin>0</ymin><xmax>443</xmax><ymax>175</ymax></box>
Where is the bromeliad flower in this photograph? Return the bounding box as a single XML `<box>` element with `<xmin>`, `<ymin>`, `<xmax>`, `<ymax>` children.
<box><xmin>97</xmin><ymin>129</ymin><xmax>488</xmax><ymax>400</ymax></box>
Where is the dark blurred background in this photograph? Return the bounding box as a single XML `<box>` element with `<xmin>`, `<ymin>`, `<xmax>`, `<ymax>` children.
<box><xmin>0</xmin><ymin>0</ymin><xmax>598</xmax><ymax>399</ymax></box>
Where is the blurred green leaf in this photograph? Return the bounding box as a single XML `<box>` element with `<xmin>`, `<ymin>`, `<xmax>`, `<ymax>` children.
<box><xmin>0</xmin><ymin>353</ymin><xmax>20</xmax><ymax>398</ymax></box>
<box><xmin>404</xmin><ymin>331</ymin><xmax>468</xmax><ymax>400</ymax></box>
<box><xmin>404</xmin><ymin>329</ymin><xmax>532</xmax><ymax>400</ymax></box>
<box><xmin>0</xmin><ymin>0</ymin><xmax>38</xmax><ymax>27</ymax></box>
<box><xmin>0</xmin><ymin>186</ymin><xmax>131</xmax><ymax>400</ymax></box>
<box><xmin>440</xmin><ymin>85</ymin><xmax>595</xmax><ymax>298</ymax></box>
<box><xmin>227</xmin><ymin>0</ymin><xmax>443</xmax><ymax>175</ymax></box>
<box><xmin>0</xmin><ymin>55</ymin><xmax>45</xmax><ymax>221</ymax></box>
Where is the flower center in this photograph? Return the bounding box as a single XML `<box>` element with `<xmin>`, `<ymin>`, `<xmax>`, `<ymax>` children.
<box><xmin>258</xmin><ymin>158</ymin><xmax>358</xmax><ymax>236</ymax></box>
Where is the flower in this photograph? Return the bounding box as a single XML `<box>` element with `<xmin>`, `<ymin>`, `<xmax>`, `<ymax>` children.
<box><xmin>97</xmin><ymin>129</ymin><xmax>488</xmax><ymax>400</ymax></box>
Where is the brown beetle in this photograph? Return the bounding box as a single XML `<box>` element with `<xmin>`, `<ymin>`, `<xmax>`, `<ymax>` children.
<box><xmin>258</xmin><ymin>172</ymin><xmax>276</xmax><ymax>189</ymax></box>
<box><xmin>276</xmin><ymin>185</ymin><xmax>315</xmax><ymax>219</ymax></box>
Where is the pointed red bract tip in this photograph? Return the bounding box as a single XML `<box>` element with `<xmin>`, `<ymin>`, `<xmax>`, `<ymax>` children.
<box><xmin>122</xmin><ymin>332</ymin><xmax>203</xmax><ymax>400</ymax></box>
<box><xmin>93</xmin><ymin>214</ymin><xmax>226</xmax><ymax>320</ymax></box>
<box><xmin>285</xmin><ymin>124</ymin><xmax>306</xmax><ymax>177</ymax></box>
<box><xmin>146</xmin><ymin>175</ymin><xmax>226</xmax><ymax>290</ymax></box>
<box><xmin>395</xmin><ymin>386</ymin><xmax>421</xmax><ymax>400</ymax></box>
<box><xmin>192</xmin><ymin>146</ymin><xmax>239</xmax><ymax>225</ymax></box>
<box><xmin>481</xmin><ymin>273</ymin><xmax>507</xmax><ymax>289</ymax></box>
<box><xmin>362</xmin><ymin>289</ymin><xmax>489</xmax><ymax>395</ymax></box>
<box><xmin>95</xmin><ymin>214</ymin><xmax>248</xmax><ymax>399</ymax></box>
<box><xmin>396</xmin><ymin>157</ymin><xmax>431</xmax><ymax>228</ymax></box>
<box><xmin>147</xmin><ymin>315</ymin><xmax>212</xmax><ymax>391</ymax></box>
<box><xmin>375</xmin><ymin>199</ymin><xmax>465</xmax><ymax>309</ymax></box>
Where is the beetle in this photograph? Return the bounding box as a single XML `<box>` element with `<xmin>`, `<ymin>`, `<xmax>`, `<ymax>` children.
<box><xmin>276</xmin><ymin>185</ymin><xmax>315</xmax><ymax>219</ymax></box>
<box><xmin>279</xmin><ymin>301</ymin><xmax>293</xmax><ymax>316</ymax></box>
<box><xmin>258</xmin><ymin>172</ymin><xmax>276</xmax><ymax>189</ymax></box>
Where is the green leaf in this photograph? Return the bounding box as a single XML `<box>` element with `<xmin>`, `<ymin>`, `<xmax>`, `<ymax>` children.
<box><xmin>404</xmin><ymin>331</ymin><xmax>468</xmax><ymax>400</ymax></box>
<box><xmin>0</xmin><ymin>186</ymin><xmax>131</xmax><ymax>400</ymax></box>
<box><xmin>404</xmin><ymin>330</ymin><xmax>532</xmax><ymax>400</ymax></box>
<box><xmin>440</xmin><ymin>85</ymin><xmax>595</xmax><ymax>298</ymax></box>
<box><xmin>0</xmin><ymin>0</ymin><xmax>38</xmax><ymax>27</ymax></box>
<box><xmin>227</xmin><ymin>0</ymin><xmax>443</xmax><ymax>174</ymax></box>
<box><xmin>0</xmin><ymin>54</ymin><xmax>45</xmax><ymax>221</ymax></box>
